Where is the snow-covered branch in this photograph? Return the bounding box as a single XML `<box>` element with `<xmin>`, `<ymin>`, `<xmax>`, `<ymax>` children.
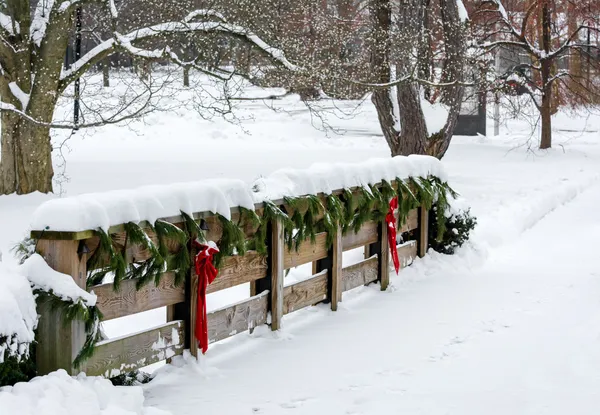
<box><xmin>59</xmin><ymin>15</ymin><xmax>298</xmax><ymax>88</ymax></box>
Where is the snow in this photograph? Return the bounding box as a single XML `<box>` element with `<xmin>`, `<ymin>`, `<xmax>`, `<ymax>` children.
<box><xmin>31</xmin><ymin>153</ymin><xmax>443</xmax><ymax>233</ymax></box>
<box><xmin>31</xmin><ymin>179</ymin><xmax>254</xmax><ymax>232</ymax></box>
<box><xmin>30</xmin><ymin>0</ymin><xmax>55</xmax><ymax>47</ymax></box>
<box><xmin>456</xmin><ymin>0</ymin><xmax>469</xmax><ymax>22</ymax></box>
<box><xmin>0</xmin><ymin>370</ymin><xmax>171</xmax><ymax>415</ymax></box>
<box><xmin>252</xmin><ymin>155</ymin><xmax>445</xmax><ymax>202</ymax></box>
<box><xmin>0</xmin><ymin>264</ymin><xmax>37</xmax><ymax>363</ymax></box>
<box><xmin>8</xmin><ymin>82</ymin><xmax>30</xmax><ymax>111</ymax></box>
<box><xmin>20</xmin><ymin>254</ymin><xmax>96</xmax><ymax>307</ymax></box>
<box><xmin>421</xmin><ymin>99</ymin><xmax>450</xmax><ymax>135</ymax></box>
<box><xmin>3</xmin><ymin>72</ymin><xmax>600</xmax><ymax>413</ymax></box>
<box><xmin>0</xmin><ymin>12</ymin><xmax>19</xmax><ymax>35</ymax></box>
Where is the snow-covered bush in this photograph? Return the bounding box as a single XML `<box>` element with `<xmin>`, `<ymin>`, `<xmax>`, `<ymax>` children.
<box><xmin>428</xmin><ymin>198</ymin><xmax>477</xmax><ymax>255</ymax></box>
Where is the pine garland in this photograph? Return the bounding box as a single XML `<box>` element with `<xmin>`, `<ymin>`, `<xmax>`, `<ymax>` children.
<box><xmin>21</xmin><ymin>175</ymin><xmax>460</xmax><ymax>369</ymax></box>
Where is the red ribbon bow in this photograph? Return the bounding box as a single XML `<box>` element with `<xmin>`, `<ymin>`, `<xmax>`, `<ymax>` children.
<box><xmin>193</xmin><ymin>240</ymin><xmax>219</xmax><ymax>354</ymax></box>
<box><xmin>386</xmin><ymin>197</ymin><xmax>400</xmax><ymax>274</ymax></box>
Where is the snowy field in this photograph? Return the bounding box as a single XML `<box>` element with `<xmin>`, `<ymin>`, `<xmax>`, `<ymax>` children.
<box><xmin>1</xmin><ymin>79</ymin><xmax>600</xmax><ymax>414</ymax></box>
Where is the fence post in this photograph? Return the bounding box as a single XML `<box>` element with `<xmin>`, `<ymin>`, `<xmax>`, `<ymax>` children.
<box><xmin>366</xmin><ymin>221</ymin><xmax>390</xmax><ymax>291</ymax></box>
<box><xmin>315</xmin><ymin>225</ymin><xmax>343</xmax><ymax>311</ymax></box>
<box><xmin>36</xmin><ymin>239</ymin><xmax>87</xmax><ymax>375</ymax></box>
<box><xmin>418</xmin><ymin>205</ymin><xmax>429</xmax><ymax>258</ymax></box>
<box><xmin>269</xmin><ymin>217</ymin><xmax>284</xmax><ymax>330</ymax></box>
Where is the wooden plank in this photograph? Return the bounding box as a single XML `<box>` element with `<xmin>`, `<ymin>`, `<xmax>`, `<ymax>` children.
<box><xmin>206</xmin><ymin>251</ymin><xmax>268</xmax><ymax>294</ymax></box>
<box><xmin>379</xmin><ymin>222</ymin><xmax>390</xmax><ymax>291</ymax></box>
<box><xmin>399</xmin><ymin>208</ymin><xmax>419</xmax><ymax>233</ymax></box>
<box><xmin>35</xmin><ymin>240</ymin><xmax>87</xmax><ymax>375</ymax></box>
<box><xmin>270</xmin><ymin>218</ymin><xmax>285</xmax><ymax>331</ymax></box>
<box><xmin>331</xmin><ymin>225</ymin><xmax>343</xmax><ymax>310</ymax></box>
<box><xmin>207</xmin><ymin>292</ymin><xmax>269</xmax><ymax>343</ymax></box>
<box><xmin>283</xmin><ymin>270</ymin><xmax>328</xmax><ymax>314</ymax></box>
<box><xmin>284</xmin><ymin>232</ymin><xmax>328</xmax><ymax>269</ymax></box>
<box><xmin>342</xmin><ymin>255</ymin><xmax>379</xmax><ymax>292</ymax></box>
<box><xmin>418</xmin><ymin>206</ymin><xmax>429</xmax><ymax>258</ymax></box>
<box><xmin>341</xmin><ymin>221</ymin><xmax>378</xmax><ymax>251</ymax></box>
<box><xmin>81</xmin><ymin>321</ymin><xmax>185</xmax><ymax>378</ymax></box>
<box><xmin>397</xmin><ymin>240</ymin><xmax>418</xmax><ymax>268</ymax></box>
<box><xmin>92</xmin><ymin>272</ymin><xmax>185</xmax><ymax>321</ymax></box>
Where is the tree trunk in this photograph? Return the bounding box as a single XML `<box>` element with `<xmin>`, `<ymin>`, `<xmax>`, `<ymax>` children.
<box><xmin>539</xmin><ymin>3</ymin><xmax>552</xmax><ymax>150</ymax></box>
<box><xmin>0</xmin><ymin>115</ymin><xmax>54</xmax><ymax>195</ymax></box>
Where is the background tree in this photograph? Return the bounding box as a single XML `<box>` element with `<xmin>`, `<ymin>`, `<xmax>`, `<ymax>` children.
<box><xmin>368</xmin><ymin>0</ymin><xmax>470</xmax><ymax>158</ymax></box>
<box><xmin>476</xmin><ymin>0</ymin><xmax>600</xmax><ymax>149</ymax></box>
<box><xmin>0</xmin><ymin>0</ymin><xmax>296</xmax><ymax>195</ymax></box>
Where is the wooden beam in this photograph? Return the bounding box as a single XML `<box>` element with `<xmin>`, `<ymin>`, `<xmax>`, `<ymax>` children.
<box><xmin>207</xmin><ymin>251</ymin><xmax>268</xmax><ymax>294</ymax></box>
<box><xmin>284</xmin><ymin>232</ymin><xmax>328</xmax><ymax>269</ymax></box>
<box><xmin>341</xmin><ymin>221</ymin><xmax>378</xmax><ymax>251</ymax></box>
<box><xmin>283</xmin><ymin>271</ymin><xmax>328</xmax><ymax>315</ymax></box>
<box><xmin>270</xmin><ymin>218</ymin><xmax>285</xmax><ymax>331</ymax></box>
<box><xmin>342</xmin><ymin>255</ymin><xmax>378</xmax><ymax>292</ymax></box>
<box><xmin>418</xmin><ymin>206</ymin><xmax>429</xmax><ymax>258</ymax></box>
<box><xmin>207</xmin><ymin>292</ymin><xmax>269</xmax><ymax>343</ymax></box>
<box><xmin>92</xmin><ymin>273</ymin><xmax>184</xmax><ymax>321</ymax></box>
<box><xmin>35</xmin><ymin>240</ymin><xmax>87</xmax><ymax>375</ymax></box>
<box><xmin>80</xmin><ymin>321</ymin><xmax>185</xmax><ymax>377</ymax></box>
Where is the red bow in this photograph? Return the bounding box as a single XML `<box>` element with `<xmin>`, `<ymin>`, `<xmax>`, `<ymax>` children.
<box><xmin>193</xmin><ymin>240</ymin><xmax>219</xmax><ymax>354</ymax></box>
<box><xmin>386</xmin><ymin>197</ymin><xmax>400</xmax><ymax>274</ymax></box>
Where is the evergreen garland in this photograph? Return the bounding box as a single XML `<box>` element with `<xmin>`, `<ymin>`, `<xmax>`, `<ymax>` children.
<box><xmin>22</xmin><ymin>175</ymin><xmax>460</xmax><ymax>369</ymax></box>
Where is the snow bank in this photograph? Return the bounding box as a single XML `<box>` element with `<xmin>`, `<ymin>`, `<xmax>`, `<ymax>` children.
<box><xmin>252</xmin><ymin>155</ymin><xmax>446</xmax><ymax>202</ymax></box>
<box><xmin>31</xmin><ymin>156</ymin><xmax>446</xmax><ymax>233</ymax></box>
<box><xmin>0</xmin><ymin>263</ymin><xmax>37</xmax><ymax>363</ymax></box>
<box><xmin>0</xmin><ymin>369</ymin><xmax>170</xmax><ymax>415</ymax></box>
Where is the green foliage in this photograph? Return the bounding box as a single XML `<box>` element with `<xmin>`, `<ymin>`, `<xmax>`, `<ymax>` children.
<box><xmin>0</xmin><ymin>346</ymin><xmax>36</xmax><ymax>387</ymax></box>
<box><xmin>22</xmin><ymin>175</ymin><xmax>462</xmax><ymax>371</ymax></box>
<box><xmin>428</xmin><ymin>205</ymin><xmax>477</xmax><ymax>255</ymax></box>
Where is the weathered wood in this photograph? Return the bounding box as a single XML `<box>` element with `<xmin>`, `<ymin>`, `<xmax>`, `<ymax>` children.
<box><xmin>270</xmin><ymin>218</ymin><xmax>285</xmax><ymax>331</ymax></box>
<box><xmin>36</xmin><ymin>240</ymin><xmax>87</xmax><ymax>375</ymax></box>
<box><xmin>207</xmin><ymin>251</ymin><xmax>268</xmax><ymax>294</ymax></box>
<box><xmin>342</xmin><ymin>255</ymin><xmax>379</xmax><ymax>292</ymax></box>
<box><xmin>379</xmin><ymin>222</ymin><xmax>390</xmax><ymax>291</ymax></box>
<box><xmin>92</xmin><ymin>273</ymin><xmax>184</xmax><ymax>321</ymax></box>
<box><xmin>331</xmin><ymin>225</ymin><xmax>343</xmax><ymax>310</ymax></box>
<box><xmin>418</xmin><ymin>206</ymin><xmax>429</xmax><ymax>258</ymax></box>
<box><xmin>399</xmin><ymin>208</ymin><xmax>419</xmax><ymax>233</ymax></box>
<box><xmin>208</xmin><ymin>292</ymin><xmax>269</xmax><ymax>343</ymax></box>
<box><xmin>284</xmin><ymin>232</ymin><xmax>328</xmax><ymax>269</ymax></box>
<box><xmin>341</xmin><ymin>221</ymin><xmax>378</xmax><ymax>251</ymax></box>
<box><xmin>189</xmin><ymin>242</ymin><xmax>199</xmax><ymax>357</ymax></box>
<box><xmin>397</xmin><ymin>240</ymin><xmax>418</xmax><ymax>268</ymax></box>
<box><xmin>283</xmin><ymin>271</ymin><xmax>328</xmax><ymax>314</ymax></box>
<box><xmin>81</xmin><ymin>321</ymin><xmax>185</xmax><ymax>377</ymax></box>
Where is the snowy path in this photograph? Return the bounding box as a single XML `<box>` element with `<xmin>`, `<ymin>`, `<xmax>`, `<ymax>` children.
<box><xmin>144</xmin><ymin>184</ymin><xmax>600</xmax><ymax>414</ymax></box>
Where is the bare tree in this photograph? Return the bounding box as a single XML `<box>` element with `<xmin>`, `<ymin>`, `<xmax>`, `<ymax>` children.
<box><xmin>0</xmin><ymin>1</ymin><xmax>296</xmax><ymax>195</ymax></box>
<box><xmin>368</xmin><ymin>0</ymin><xmax>469</xmax><ymax>158</ymax></box>
<box><xmin>477</xmin><ymin>0</ymin><xmax>600</xmax><ymax>149</ymax></box>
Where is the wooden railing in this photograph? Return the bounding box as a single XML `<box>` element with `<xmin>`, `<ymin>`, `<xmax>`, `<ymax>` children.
<box><xmin>33</xmin><ymin>194</ymin><xmax>428</xmax><ymax>378</ymax></box>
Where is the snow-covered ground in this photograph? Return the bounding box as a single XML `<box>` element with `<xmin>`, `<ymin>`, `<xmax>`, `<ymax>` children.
<box><xmin>2</xmin><ymin>81</ymin><xmax>600</xmax><ymax>413</ymax></box>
